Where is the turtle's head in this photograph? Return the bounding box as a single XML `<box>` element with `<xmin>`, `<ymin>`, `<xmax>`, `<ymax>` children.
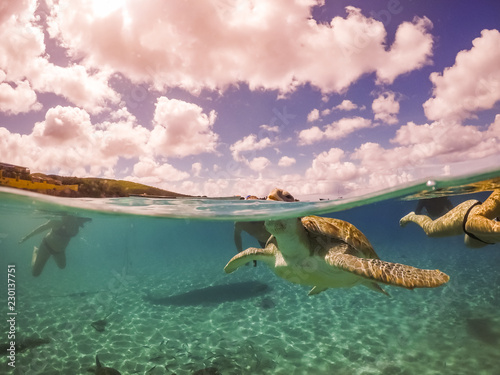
<box><xmin>266</xmin><ymin>188</ymin><xmax>297</xmax><ymax>202</ymax></box>
<box><xmin>265</xmin><ymin>217</ymin><xmax>302</xmax><ymax>236</ymax></box>
<box><xmin>265</xmin><ymin>189</ymin><xmax>302</xmax><ymax>243</ymax></box>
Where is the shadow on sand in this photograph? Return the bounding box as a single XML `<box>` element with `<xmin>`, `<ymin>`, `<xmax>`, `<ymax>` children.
<box><xmin>466</xmin><ymin>317</ymin><xmax>500</xmax><ymax>346</ymax></box>
<box><xmin>144</xmin><ymin>281</ymin><xmax>270</xmax><ymax>306</ymax></box>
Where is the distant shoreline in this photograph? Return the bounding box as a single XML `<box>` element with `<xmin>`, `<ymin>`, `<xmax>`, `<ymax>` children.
<box><xmin>0</xmin><ymin>161</ymin><xmax>198</xmax><ymax>199</ymax></box>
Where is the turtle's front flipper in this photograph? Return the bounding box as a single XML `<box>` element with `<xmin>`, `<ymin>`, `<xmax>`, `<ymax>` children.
<box><xmin>361</xmin><ymin>281</ymin><xmax>390</xmax><ymax>296</ymax></box>
<box><xmin>308</xmin><ymin>286</ymin><xmax>328</xmax><ymax>296</ymax></box>
<box><xmin>224</xmin><ymin>246</ymin><xmax>277</xmax><ymax>274</ymax></box>
<box><xmin>327</xmin><ymin>253</ymin><xmax>449</xmax><ymax>289</ymax></box>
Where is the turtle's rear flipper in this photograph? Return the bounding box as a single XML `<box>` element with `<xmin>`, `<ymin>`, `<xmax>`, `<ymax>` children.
<box><xmin>327</xmin><ymin>253</ymin><xmax>450</xmax><ymax>289</ymax></box>
<box><xmin>224</xmin><ymin>246</ymin><xmax>276</xmax><ymax>274</ymax></box>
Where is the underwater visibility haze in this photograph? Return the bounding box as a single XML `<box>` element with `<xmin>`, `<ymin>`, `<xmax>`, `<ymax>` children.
<box><xmin>1</xmin><ymin>171</ymin><xmax>500</xmax><ymax>374</ymax></box>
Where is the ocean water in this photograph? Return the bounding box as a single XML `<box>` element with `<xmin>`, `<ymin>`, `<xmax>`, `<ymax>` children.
<box><xmin>1</xmin><ymin>172</ymin><xmax>500</xmax><ymax>375</ymax></box>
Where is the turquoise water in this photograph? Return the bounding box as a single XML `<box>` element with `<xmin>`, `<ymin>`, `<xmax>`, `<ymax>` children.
<box><xmin>1</xmin><ymin>172</ymin><xmax>500</xmax><ymax>375</ymax></box>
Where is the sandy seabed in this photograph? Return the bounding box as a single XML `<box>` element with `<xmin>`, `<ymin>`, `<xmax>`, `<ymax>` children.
<box><xmin>3</xmin><ymin>254</ymin><xmax>500</xmax><ymax>375</ymax></box>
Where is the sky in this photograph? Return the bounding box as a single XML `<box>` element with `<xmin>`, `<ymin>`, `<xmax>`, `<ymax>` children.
<box><xmin>0</xmin><ymin>0</ymin><xmax>499</xmax><ymax>199</ymax></box>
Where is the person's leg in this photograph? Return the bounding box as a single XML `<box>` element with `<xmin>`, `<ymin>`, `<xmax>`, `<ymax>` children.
<box><xmin>400</xmin><ymin>200</ymin><xmax>477</xmax><ymax>237</ymax></box>
<box><xmin>464</xmin><ymin>191</ymin><xmax>500</xmax><ymax>244</ymax></box>
<box><xmin>474</xmin><ymin>190</ymin><xmax>500</xmax><ymax>219</ymax></box>
<box><xmin>52</xmin><ymin>251</ymin><xmax>67</xmax><ymax>269</ymax></box>
<box><xmin>31</xmin><ymin>243</ymin><xmax>51</xmax><ymax>277</ymax></box>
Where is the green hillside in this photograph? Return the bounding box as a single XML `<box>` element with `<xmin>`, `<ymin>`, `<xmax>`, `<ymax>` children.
<box><xmin>34</xmin><ymin>173</ymin><xmax>193</xmax><ymax>198</ymax></box>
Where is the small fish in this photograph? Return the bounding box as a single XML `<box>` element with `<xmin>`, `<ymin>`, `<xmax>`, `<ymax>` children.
<box><xmin>95</xmin><ymin>355</ymin><xmax>121</xmax><ymax>375</ymax></box>
<box><xmin>91</xmin><ymin>312</ymin><xmax>113</xmax><ymax>332</ymax></box>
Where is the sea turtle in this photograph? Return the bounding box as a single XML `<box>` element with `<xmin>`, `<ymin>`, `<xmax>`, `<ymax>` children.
<box><xmin>224</xmin><ymin>188</ymin><xmax>450</xmax><ymax>295</ymax></box>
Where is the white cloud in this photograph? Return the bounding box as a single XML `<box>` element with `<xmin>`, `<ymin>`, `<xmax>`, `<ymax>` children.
<box><xmin>0</xmin><ymin>127</ymin><xmax>32</xmax><ymax>169</ymax></box>
<box><xmin>149</xmin><ymin>97</ymin><xmax>218</xmax><ymax>158</ymax></box>
<box><xmin>307</xmin><ymin>99</ymin><xmax>364</xmax><ymax>122</ymax></box>
<box><xmin>248</xmin><ymin>156</ymin><xmax>271</xmax><ymax>172</ymax></box>
<box><xmin>372</xmin><ymin>91</ymin><xmax>400</xmax><ymax>124</ymax></box>
<box><xmin>27</xmin><ymin>60</ymin><xmax>120</xmax><ymax>114</ymax></box>
<box><xmin>423</xmin><ymin>29</ymin><xmax>500</xmax><ymax>122</ymax></box>
<box><xmin>298</xmin><ymin>126</ymin><xmax>324</xmax><ymax>145</ymax></box>
<box><xmin>259</xmin><ymin>124</ymin><xmax>280</xmax><ymax>133</ymax></box>
<box><xmin>351</xmin><ymin>118</ymin><xmax>500</xmax><ymax>180</ymax></box>
<box><xmin>0</xmin><ymin>0</ymin><xmax>120</xmax><ymax>115</ymax></box>
<box><xmin>376</xmin><ymin>16</ymin><xmax>434</xmax><ymax>84</ymax></box>
<box><xmin>352</xmin><ymin>142</ymin><xmax>408</xmax><ymax>171</ymax></box>
<box><xmin>192</xmin><ymin>162</ymin><xmax>202</xmax><ymax>177</ymax></box>
<box><xmin>324</xmin><ymin>117</ymin><xmax>373</xmax><ymax>140</ymax></box>
<box><xmin>391</xmin><ymin>120</ymin><xmax>497</xmax><ymax>162</ymax></box>
<box><xmin>0</xmin><ymin>105</ymin><xmax>146</xmax><ymax>176</ymax></box>
<box><xmin>0</xmin><ymin>106</ymin><xmax>114</xmax><ymax>175</ymax></box>
<box><xmin>131</xmin><ymin>157</ymin><xmax>189</xmax><ymax>182</ymax></box>
<box><xmin>193</xmin><ymin>115</ymin><xmax>499</xmax><ymax>197</ymax></box>
<box><xmin>487</xmin><ymin>114</ymin><xmax>500</xmax><ymax>138</ymax></box>
<box><xmin>299</xmin><ymin>117</ymin><xmax>372</xmax><ymax>145</ymax></box>
<box><xmin>307</xmin><ymin>100</ymin><xmax>362</xmax><ymax>123</ymax></box>
<box><xmin>334</xmin><ymin>99</ymin><xmax>358</xmax><ymax>111</ymax></box>
<box><xmin>32</xmin><ymin>106</ymin><xmax>93</xmax><ymax>147</ymax></box>
<box><xmin>230</xmin><ymin>134</ymin><xmax>272</xmax><ymax>162</ymax></box>
<box><xmin>0</xmin><ymin>0</ymin><xmax>45</xmax><ymax>80</ymax></box>
<box><xmin>306</xmin><ymin>148</ymin><xmax>362</xmax><ymax>183</ymax></box>
<box><xmin>307</xmin><ymin>108</ymin><xmax>320</xmax><ymax>122</ymax></box>
<box><xmin>0</xmin><ymin>79</ymin><xmax>41</xmax><ymax>114</ymax></box>
<box><xmin>0</xmin><ymin>0</ymin><xmax>32</xmax><ymax>24</ymax></box>
<box><xmin>97</xmin><ymin>120</ymin><xmax>149</xmax><ymax>159</ymax></box>
<box><xmin>45</xmin><ymin>2</ymin><xmax>434</xmax><ymax>95</ymax></box>
<box><xmin>278</xmin><ymin>156</ymin><xmax>296</xmax><ymax>167</ymax></box>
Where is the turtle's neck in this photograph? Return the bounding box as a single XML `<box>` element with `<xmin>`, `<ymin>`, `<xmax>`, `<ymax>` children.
<box><xmin>265</xmin><ymin>218</ymin><xmax>309</xmax><ymax>257</ymax></box>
